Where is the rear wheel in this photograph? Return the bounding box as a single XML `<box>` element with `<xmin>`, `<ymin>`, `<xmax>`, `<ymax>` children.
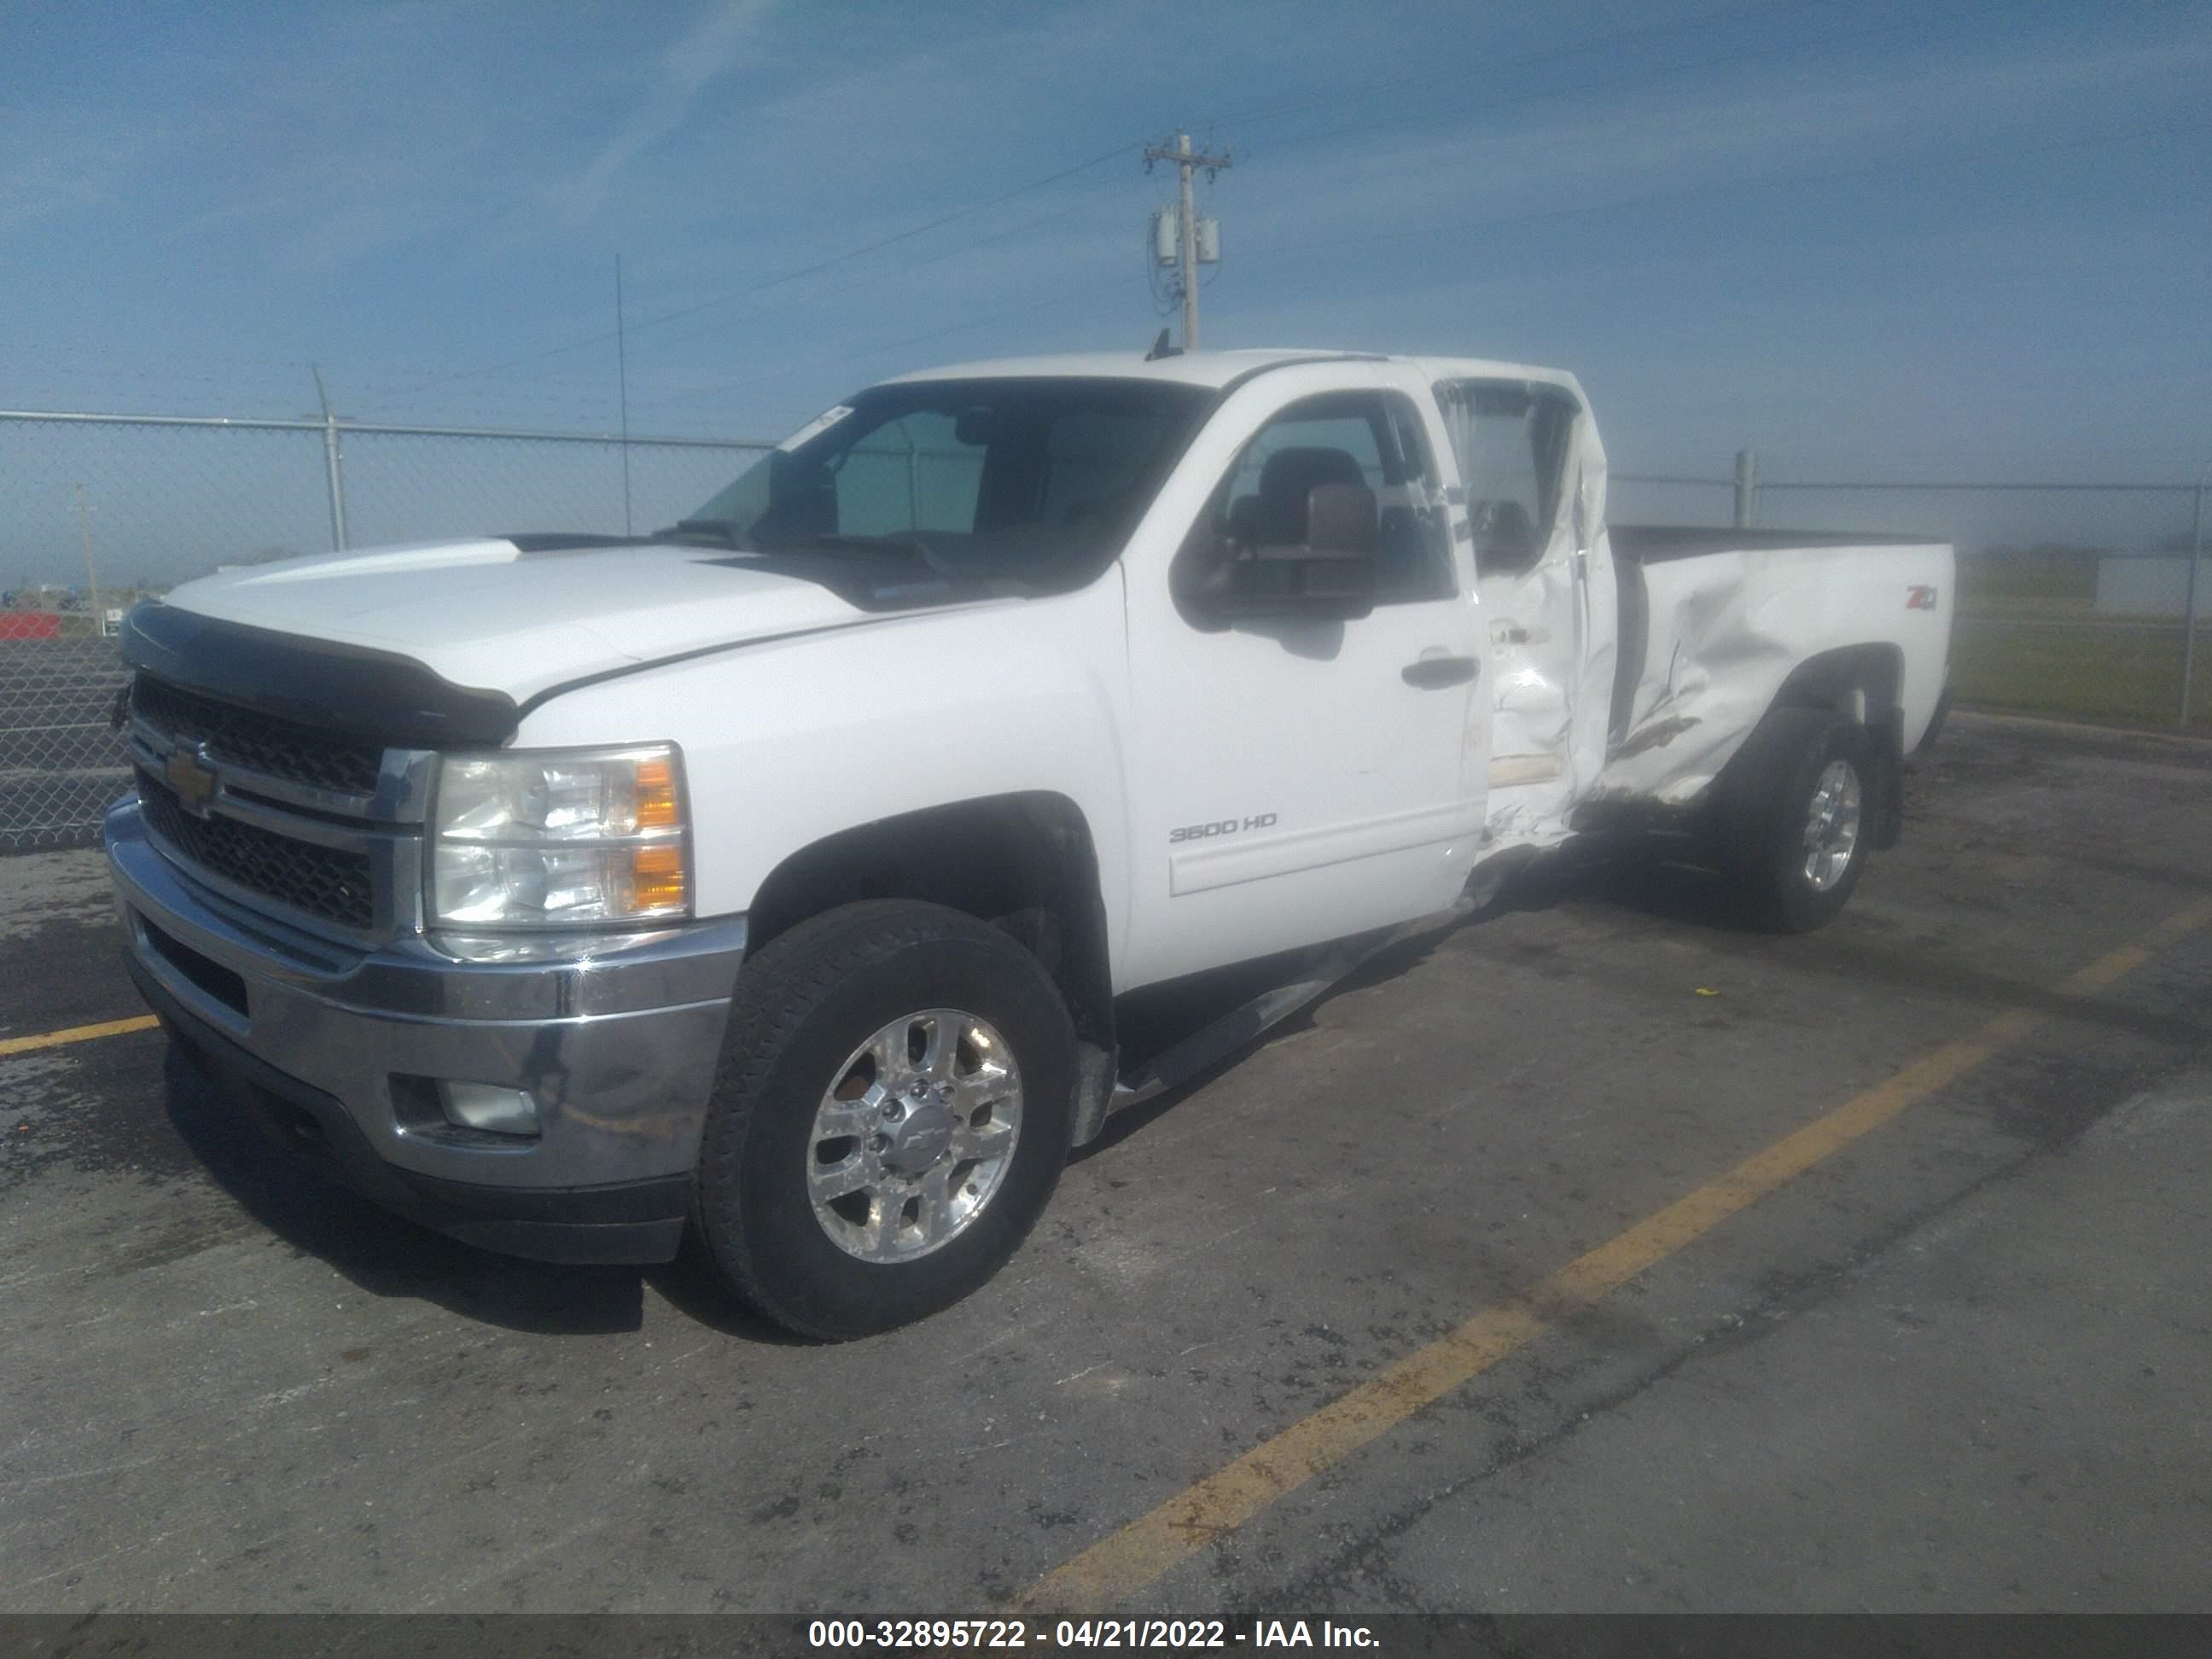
<box><xmin>1714</xmin><ymin>707</ymin><xmax>1871</xmax><ymax>933</ymax></box>
<box><xmin>691</xmin><ymin>899</ymin><xmax>1077</xmax><ymax>1340</ymax></box>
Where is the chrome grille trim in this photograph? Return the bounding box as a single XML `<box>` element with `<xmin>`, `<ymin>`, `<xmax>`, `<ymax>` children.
<box><xmin>129</xmin><ymin>675</ymin><xmax>387</xmax><ymax>796</ymax></box>
<box><xmin>128</xmin><ymin>674</ymin><xmax>439</xmax><ymax>946</ymax></box>
<box><xmin>127</xmin><ymin>715</ymin><xmax>436</xmax><ymax>826</ymax></box>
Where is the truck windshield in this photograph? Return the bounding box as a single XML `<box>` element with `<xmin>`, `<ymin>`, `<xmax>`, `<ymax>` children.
<box><xmin>673</xmin><ymin>378</ymin><xmax>1208</xmax><ymax>587</ymax></box>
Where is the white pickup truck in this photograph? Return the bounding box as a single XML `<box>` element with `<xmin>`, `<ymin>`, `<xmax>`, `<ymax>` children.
<box><xmin>108</xmin><ymin>349</ymin><xmax>1952</xmax><ymax>1337</ymax></box>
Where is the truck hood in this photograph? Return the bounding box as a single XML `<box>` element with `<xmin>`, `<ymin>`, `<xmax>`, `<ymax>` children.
<box><xmin>158</xmin><ymin>536</ymin><xmax>981</xmax><ymax>707</ymax></box>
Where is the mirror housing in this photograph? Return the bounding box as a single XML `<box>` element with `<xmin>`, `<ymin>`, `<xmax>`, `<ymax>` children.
<box><xmin>1200</xmin><ymin>479</ymin><xmax>1379</xmax><ymax>621</ymax></box>
<box><xmin>1207</xmin><ymin>549</ymin><xmax>1377</xmax><ymax>620</ymax></box>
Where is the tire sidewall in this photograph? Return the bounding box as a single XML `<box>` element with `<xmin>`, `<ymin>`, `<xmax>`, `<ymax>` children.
<box><xmin>1763</xmin><ymin>720</ymin><xmax>1870</xmax><ymax>931</ymax></box>
<box><xmin>701</xmin><ymin>916</ymin><xmax>1076</xmax><ymax>1338</ymax></box>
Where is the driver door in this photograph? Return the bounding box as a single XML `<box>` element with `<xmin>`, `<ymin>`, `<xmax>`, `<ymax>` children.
<box><xmin>1117</xmin><ymin>375</ymin><xmax>1483</xmax><ymax>992</ymax></box>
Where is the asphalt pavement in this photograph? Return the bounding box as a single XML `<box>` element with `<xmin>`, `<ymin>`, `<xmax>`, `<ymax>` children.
<box><xmin>2</xmin><ymin>711</ymin><xmax>2208</xmax><ymax>1617</ymax></box>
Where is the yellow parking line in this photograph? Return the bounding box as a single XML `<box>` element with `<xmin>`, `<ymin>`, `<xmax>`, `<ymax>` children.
<box><xmin>0</xmin><ymin>1015</ymin><xmax>159</xmax><ymax>1060</ymax></box>
<box><xmin>1019</xmin><ymin>903</ymin><xmax>2211</xmax><ymax>1613</ymax></box>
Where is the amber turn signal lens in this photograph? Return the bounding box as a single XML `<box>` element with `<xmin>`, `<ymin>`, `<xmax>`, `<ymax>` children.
<box><xmin>619</xmin><ymin>842</ymin><xmax>687</xmax><ymax>914</ymax></box>
<box><xmin>632</xmin><ymin>755</ymin><xmax>681</xmax><ymax>831</ymax></box>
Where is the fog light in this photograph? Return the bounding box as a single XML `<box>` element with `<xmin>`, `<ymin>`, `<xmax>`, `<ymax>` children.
<box><xmin>439</xmin><ymin>1081</ymin><xmax>541</xmax><ymax>1138</ymax></box>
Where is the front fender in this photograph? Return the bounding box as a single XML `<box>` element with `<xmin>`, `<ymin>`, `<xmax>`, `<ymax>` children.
<box><xmin>510</xmin><ymin>574</ymin><xmax>1134</xmax><ymax>972</ymax></box>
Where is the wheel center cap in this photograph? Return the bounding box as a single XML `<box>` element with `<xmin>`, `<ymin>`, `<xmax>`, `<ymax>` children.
<box><xmin>884</xmin><ymin>1097</ymin><xmax>954</xmax><ymax>1176</ymax></box>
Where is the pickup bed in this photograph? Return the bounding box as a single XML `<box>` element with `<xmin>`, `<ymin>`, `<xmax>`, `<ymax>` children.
<box><xmin>108</xmin><ymin>348</ymin><xmax>1952</xmax><ymax>1336</ymax></box>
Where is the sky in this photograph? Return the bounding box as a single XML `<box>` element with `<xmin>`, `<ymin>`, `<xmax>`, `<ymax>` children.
<box><xmin>3</xmin><ymin>0</ymin><xmax>2210</xmax><ymax>584</ymax></box>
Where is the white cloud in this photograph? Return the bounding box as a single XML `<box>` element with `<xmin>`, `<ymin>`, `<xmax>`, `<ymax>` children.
<box><xmin>556</xmin><ymin>0</ymin><xmax>777</xmax><ymax>225</ymax></box>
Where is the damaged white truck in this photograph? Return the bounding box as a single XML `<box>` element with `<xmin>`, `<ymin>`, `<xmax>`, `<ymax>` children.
<box><xmin>108</xmin><ymin>349</ymin><xmax>1953</xmax><ymax>1337</ymax></box>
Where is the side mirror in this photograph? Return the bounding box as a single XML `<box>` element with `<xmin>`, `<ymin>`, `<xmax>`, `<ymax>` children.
<box><xmin>1307</xmin><ymin>480</ymin><xmax>1380</xmax><ymax>558</ymax></box>
<box><xmin>1202</xmin><ymin>480</ymin><xmax>1379</xmax><ymax>621</ymax></box>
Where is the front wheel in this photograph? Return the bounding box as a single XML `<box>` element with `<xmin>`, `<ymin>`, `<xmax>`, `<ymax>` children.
<box><xmin>691</xmin><ymin>899</ymin><xmax>1078</xmax><ymax>1340</ymax></box>
<box><xmin>1714</xmin><ymin>707</ymin><xmax>1872</xmax><ymax>934</ymax></box>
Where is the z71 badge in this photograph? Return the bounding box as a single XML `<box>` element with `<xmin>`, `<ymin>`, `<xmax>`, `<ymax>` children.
<box><xmin>1169</xmin><ymin>813</ymin><xmax>1277</xmax><ymax>844</ymax></box>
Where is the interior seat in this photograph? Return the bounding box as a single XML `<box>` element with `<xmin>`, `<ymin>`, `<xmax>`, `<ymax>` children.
<box><xmin>1248</xmin><ymin>446</ymin><xmax>1366</xmax><ymax>548</ymax></box>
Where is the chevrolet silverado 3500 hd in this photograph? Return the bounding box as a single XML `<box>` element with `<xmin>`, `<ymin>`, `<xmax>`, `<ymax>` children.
<box><xmin>108</xmin><ymin>350</ymin><xmax>1953</xmax><ymax>1337</ymax></box>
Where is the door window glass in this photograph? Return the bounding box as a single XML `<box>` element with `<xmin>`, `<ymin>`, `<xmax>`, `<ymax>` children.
<box><xmin>1439</xmin><ymin>381</ymin><xmax>1579</xmax><ymax>576</ymax></box>
<box><xmin>1187</xmin><ymin>392</ymin><xmax>1454</xmax><ymax>607</ymax></box>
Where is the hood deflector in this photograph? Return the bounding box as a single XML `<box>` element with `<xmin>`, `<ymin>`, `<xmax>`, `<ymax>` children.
<box><xmin>119</xmin><ymin>604</ymin><xmax>522</xmax><ymax>749</ymax></box>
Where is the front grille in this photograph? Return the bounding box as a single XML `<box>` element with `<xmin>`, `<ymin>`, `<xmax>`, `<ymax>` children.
<box><xmin>133</xmin><ymin>676</ymin><xmax>385</xmax><ymax>796</ymax></box>
<box><xmin>138</xmin><ymin>767</ymin><xmax>376</xmax><ymax>930</ymax></box>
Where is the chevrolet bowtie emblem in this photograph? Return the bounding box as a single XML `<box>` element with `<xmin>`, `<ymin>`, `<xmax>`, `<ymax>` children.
<box><xmin>164</xmin><ymin>746</ymin><xmax>219</xmax><ymax>818</ymax></box>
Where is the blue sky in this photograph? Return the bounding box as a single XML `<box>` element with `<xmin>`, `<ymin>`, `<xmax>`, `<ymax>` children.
<box><xmin>3</xmin><ymin>0</ymin><xmax>2210</xmax><ymax>582</ymax></box>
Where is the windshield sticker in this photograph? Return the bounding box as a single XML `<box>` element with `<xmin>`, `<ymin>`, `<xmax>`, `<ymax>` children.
<box><xmin>777</xmin><ymin>405</ymin><xmax>854</xmax><ymax>451</ymax></box>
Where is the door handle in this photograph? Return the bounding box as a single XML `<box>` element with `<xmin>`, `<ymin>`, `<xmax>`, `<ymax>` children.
<box><xmin>1402</xmin><ymin>655</ymin><xmax>1479</xmax><ymax>690</ymax></box>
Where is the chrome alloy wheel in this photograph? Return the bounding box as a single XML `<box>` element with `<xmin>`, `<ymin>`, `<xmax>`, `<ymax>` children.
<box><xmin>1802</xmin><ymin>759</ymin><xmax>1863</xmax><ymax>892</ymax></box>
<box><xmin>806</xmin><ymin>1009</ymin><xmax>1023</xmax><ymax>1263</ymax></box>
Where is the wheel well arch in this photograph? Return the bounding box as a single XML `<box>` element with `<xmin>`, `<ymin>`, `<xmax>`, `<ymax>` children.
<box><xmin>1770</xmin><ymin>643</ymin><xmax>1905</xmax><ymax>725</ymax></box>
<box><xmin>1762</xmin><ymin>642</ymin><xmax>1907</xmax><ymax>849</ymax></box>
<box><xmin>745</xmin><ymin>792</ymin><xmax>1115</xmax><ymax>1053</ymax></box>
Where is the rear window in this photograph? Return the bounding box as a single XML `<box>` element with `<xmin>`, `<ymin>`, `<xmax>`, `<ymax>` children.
<box><xmin>1437</xmin><ymin>381</ymin><xmax>1579</xmax><ymax>576</ymax></box>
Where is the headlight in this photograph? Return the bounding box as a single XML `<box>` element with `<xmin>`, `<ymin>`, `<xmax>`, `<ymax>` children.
<box><xmin>430</xmin><ymin>744</ymin><xmax>690</xmax><ymax>929</ymax></box>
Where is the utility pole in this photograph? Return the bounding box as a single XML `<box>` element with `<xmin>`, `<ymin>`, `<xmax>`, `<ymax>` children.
<box><xmin>74</xmin><ymin>484</ymin><xmax>102</xmax><ymax>637</ymax></box>
<box><xmin>1144</xmin><ymin>132</ymin><xmax>1231</xmax><ymax>351</ymax></box>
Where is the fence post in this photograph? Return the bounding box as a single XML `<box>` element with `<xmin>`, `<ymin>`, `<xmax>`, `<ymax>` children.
<box><xmin>2183</xmin><ymin>474</ymin><xmax>2205</xmax><ymax>731</ymax></box>
<box><xmin>313</xmin><ymin>365</ymin><xmax>350</xmax><ymax>550</ymax></box>
<box><xmin>74</xmin><ymin>484</ymin><xmax>103</xmax><ymax>637</ymax></box>
<box><xmin>1733</xmin><ymin>448</ymin><xmax>1758</xmax><ymax>529</ymax></box>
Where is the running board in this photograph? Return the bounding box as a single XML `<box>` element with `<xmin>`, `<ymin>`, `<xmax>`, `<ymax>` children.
<box><xmin>1108</xmin><ymin>897</ymin><xmax>1478</xmax><ymax>1115</ymax></box>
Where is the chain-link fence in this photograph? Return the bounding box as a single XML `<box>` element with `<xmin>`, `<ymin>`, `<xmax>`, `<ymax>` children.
<box><xmin>2</xmin><ymin>409</ymin><xmax>2205</xmax><ymax>853</ymax></box>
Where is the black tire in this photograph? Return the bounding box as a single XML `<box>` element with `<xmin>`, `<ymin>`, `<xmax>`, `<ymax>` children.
<box><xmin>691</xmin><ymin>899</ymin><xmax>1078</xmax><ymax>1341</ymax></box>
<box><xmin>1714</xmin><ymin>707</ymin><xmax>1872</xmax><ymax>934</ymax></box>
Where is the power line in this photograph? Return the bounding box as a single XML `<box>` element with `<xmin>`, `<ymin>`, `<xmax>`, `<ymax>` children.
<box><xmin>388</xmin><ymin>5</ymin><xmax>1830</xmax><ymax>399</ymax></box>
<box><xmin>129</xmin><ymin>0</ymin><xmax>2192</xmax><ymax>433</ymax></box>
<box><xmin>649</xmin><ymin>109</ymin><xmax>2206</xmax><ymax>429</ymax></box>
<box><xmin>629</xmin><ymin>0</ymin><xmax>2029</xmax><ymax>406</ymax></box>
<box><xmin>403</xmin><ymin>140</ymin><xmax>1141</xmax><ymax>393</ymax></box>
<box><xmin>632</xmin><ymin>2</ymin><xmax>1850</xmax><ymax>382</ymax></box>
<box><xmin>628</xmin><ymin>172</ymin><xmax>1153</xmax><ymax>368</ymax></box>
<box><xmin>626</xmin><ymin>266</ymin><xmax>1144</xmax><ymax>420</ymax></box>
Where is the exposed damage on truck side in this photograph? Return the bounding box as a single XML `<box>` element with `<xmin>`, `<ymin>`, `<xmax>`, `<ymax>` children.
<box><xmin>1586</xmin><ymin>529</ymin><xmax>1943</xmax><ymax>841</ymax></box>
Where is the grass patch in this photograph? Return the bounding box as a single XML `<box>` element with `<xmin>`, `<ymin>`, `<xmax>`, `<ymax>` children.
<box><xmin>1956</xmin><ymin>548</ymin><xmax>2099</xmax><ymax>606</ymax></box>
<box><xmin>1953</xmin><ymin>626</ymin><xmax>2211</xmax><ymax>731</ymax></box>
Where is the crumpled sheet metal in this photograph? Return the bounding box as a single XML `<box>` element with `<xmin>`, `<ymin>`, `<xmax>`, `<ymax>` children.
<box><xmin>1598</xmin><ymin>550</ymin><xmax>1790</xmax><ymax>806</ymax></box>
<box><xmin>1594</xmin><ymin>542</ymin><xmax>1953</xmax><ymax>810</ymax></box>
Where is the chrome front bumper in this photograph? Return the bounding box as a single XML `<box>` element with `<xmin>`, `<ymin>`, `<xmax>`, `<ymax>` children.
<box><xmin>107</xmin><ymin>800</ymin><xmax>747</xmax><ymax>1262</ymax></box>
